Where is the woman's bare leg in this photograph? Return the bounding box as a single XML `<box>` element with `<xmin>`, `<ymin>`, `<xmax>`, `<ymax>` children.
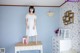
<box><xmin>27</xmin><ymin>36</ymin><xmax>29</xmax><ymax>44</ymax></box>
<box><xmin>35</xmin><ymin>35</ymin><xmax>37</xmax><ymax>44</ymax></box>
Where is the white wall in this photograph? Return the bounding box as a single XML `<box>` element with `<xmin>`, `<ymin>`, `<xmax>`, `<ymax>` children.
<box><xmin>60</xmin><ymin>2</ymin><xmax>80</xmax><ymax>52</ymax></box>
<box><xmin>77</xmin><ymin>2</ymin><xmax>80</xmax><ymax>52</ymax></box>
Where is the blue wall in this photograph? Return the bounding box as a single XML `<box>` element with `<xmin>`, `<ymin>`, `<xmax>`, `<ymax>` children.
<box><xmin>0</xmin><ymin>6</ymin><xmax>60</xmax><ymax>53</ymax></box>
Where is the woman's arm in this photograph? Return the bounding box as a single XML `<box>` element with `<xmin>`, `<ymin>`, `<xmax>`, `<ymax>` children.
<box><xmin>34</xmin><ymin>19</ymin><xmax>36</xmax><ymax>26</ymax></box>
<box><xmin>26</xmin><ymin>18</ymin><xmax>29</xmax><ymax>29</ymax></box>
<box><xmin>33</xmin><ymin>18</ymin><xmax>36</xmax><ymax>30</ymax></box>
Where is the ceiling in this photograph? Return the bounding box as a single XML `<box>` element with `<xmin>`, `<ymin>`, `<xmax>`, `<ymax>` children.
<box><xmin>0</xmin><ymin>0</ymin><xmax>65</xmax><ymax>6</ymax></box>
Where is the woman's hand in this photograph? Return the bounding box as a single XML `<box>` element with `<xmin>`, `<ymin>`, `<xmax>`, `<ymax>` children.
<box><xmin>26</xmin><ymin>18</ymin><xmax>29</xmax><ymax>30</ymax></box>
<box><xmin>33</xmin><ymin>19</ymin><xmax>36</xmax><ymax>30</ymax></box>
<box><xmin>27</xmin><ymin>25</ymin><xmax>29</xmax><ymax>29</ymax></box>
<box><xmin>33</xmin><ymin>25</ymin><xmax>35</xmax><ymax>30</ymax></box>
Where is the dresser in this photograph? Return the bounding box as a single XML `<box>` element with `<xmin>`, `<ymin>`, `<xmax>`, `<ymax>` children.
<box><xmin>52</xmin><ymin>37</ymin><xmax>71</xmax><ymax>53</ymax></box>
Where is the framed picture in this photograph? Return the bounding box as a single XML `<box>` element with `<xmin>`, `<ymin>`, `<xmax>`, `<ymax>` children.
<box><xmin>65</xmin><ymin>11</ymin><xmax>69</xmax><ymax>16</ymax></box>
<box><xmin>62</xmin><ymin>10</ymin><xmax>74</xmax><ymax>25</ymax></box>
<box><xmin>63</xmin><ymin>16</ymin><xmax>70</xmax><ymax>25</ymax></box>
<box><xmin>70</xmin><ymin>17</ymin><xmax>74</xmax><ymax>23</ymax></box>
<box><xmin>69</xmin><ymin>13</ymin><xmax>74</xmax><ymax>17</ymax></box>
<box><xmin>65</xmin><ymin>16</ymin><xmax>70</xmax><ymax>22</ymax></box>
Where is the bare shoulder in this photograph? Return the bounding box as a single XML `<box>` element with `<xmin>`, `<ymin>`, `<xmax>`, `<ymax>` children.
<box><xmin>26</xmin><ymin>14</ymin><xmax>29</xmax><ymax>16</ymax></box>
<box><xmin>26</xmin><ymin>14</ymin><xmax>29</xmax><ymax>19</ymax></box>
<box><xmin>34</xmin><ymin>14</ymin><xmax>37</xmax><ymax>17</ymax></box>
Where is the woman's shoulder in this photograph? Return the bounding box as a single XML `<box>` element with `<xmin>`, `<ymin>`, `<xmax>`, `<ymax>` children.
<box><xmin>33</xmin><ymin>14</ymin><xmax>37</xmax><ymax>19</ymax></box>
<box><xmin>33</xmin><ymin>14</ymin><xmax>37</xmax><ymax>17</ymax></box>
<box><xmin>26</xmin><ymin>14</ymin><xmax>29</xmax><ymax>19</ymax></box>
<box><xmin>26</xmin><ymin>13</ymin><xmax>37</xmax><ymax>19</ymax></box>
<box><xmin>26</xmin><ymin>14</ymin><xmax>29</xmax><ymax>16</ymax></box>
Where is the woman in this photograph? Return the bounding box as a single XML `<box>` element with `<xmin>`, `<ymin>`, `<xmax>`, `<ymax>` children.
<box><xmin>26</xmin><ymin>6</ymin><xmax>37</xmax><ymax>44</ymax></box>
